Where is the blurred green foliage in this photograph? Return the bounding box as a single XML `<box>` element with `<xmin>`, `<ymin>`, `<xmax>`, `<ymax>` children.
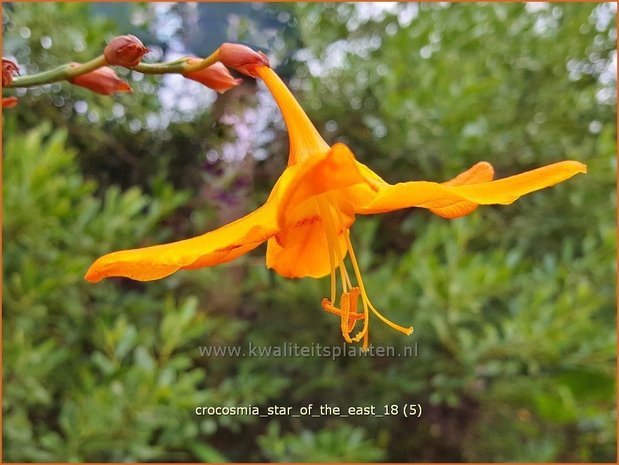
<box><xmin>3</xmin><ymin>2</ymin><xmax>616</xmax><ymax>462</ymax></box>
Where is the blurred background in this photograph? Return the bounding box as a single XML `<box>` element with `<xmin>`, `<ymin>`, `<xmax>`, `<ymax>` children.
<box><xmin>2</xmin><ymin>2</ymin><xmax>616</xmax><ymax>462</ymax></box>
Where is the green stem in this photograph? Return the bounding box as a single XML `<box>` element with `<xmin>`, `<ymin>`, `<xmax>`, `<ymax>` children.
<box><xmin>133</xmin><ymin>58</ymin><xmax>188</xmax><ymax>74</ymax></box>
<box><xmin>135</xmin><ymin>49</ymin><xmax>220</xmax><ymax>74</ymax></box>
<box><xmin>8</xmin><ymin>49</ymin><xmax>221</xmax><ymax>88</ymax></box>
<box><xmin>181</xmin><ymin>49</ymin><xmax>220</xmax><ymax>73</ymax></box>
<box><xmin>66</xmin><ymin>55</ymin><xmax>107</xmax><ymax>78</ymax></box>
<box><xmin>11</xmin><ymin>55</ymin><xmax>106</xmax><ymax>87</ymax></box>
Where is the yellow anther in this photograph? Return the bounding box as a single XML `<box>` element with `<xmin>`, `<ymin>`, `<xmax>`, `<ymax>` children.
<box><xmin>340</xmin><ymin>292</ymin><xmax>352</xmax><ymax>343</ymax></box>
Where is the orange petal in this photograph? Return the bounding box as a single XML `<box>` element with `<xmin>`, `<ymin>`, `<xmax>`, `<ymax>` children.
<box><xmin>441</xmin><ymin>161</ymin><xmax>495</xmax><ymax>186</ymax></box>
<box><xmin>85</xmin><ymin>202</ymin><xmax>279</xmax><ymax>282</ymax></box>
<box><xmin>430</xmin><ymin>161</ymin><xmax>494</xmax><ymax>218</ymax></box>
<box><xmin>355</xmin><ymin>161</ymin><xmax>587</xmax><ymax>217</ymax></box>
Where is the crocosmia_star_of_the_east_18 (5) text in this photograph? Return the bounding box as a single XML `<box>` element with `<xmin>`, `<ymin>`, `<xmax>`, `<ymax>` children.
<box><xmin>85</xmin><ymin>45</ymin><xmax>587</xmax><ymax>350</ymax></box>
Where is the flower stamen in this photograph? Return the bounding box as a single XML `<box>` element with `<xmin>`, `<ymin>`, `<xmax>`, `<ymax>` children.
<box><xmin>344</xmin><ymin>229</ymin><xmax>413</xmax><ymax>338</ymax></box>
<box><xmin>340</xmin><ymin>291</ymin><xmax>352</xmax><ymax>342</ymax></box>
<box><xmin>321</xmin><ymin>297</ymin><xmax>364</xmax><ymax>322</ymax></box>
<box><xmin>316</xmin><ymin>197</ymin><xmax>351</xmax><ymax>293</ymax></box>
<box><xmin>347</xmin><ymin>287</ymin><xmax>361</xmax><ymax>333</ymax></box>
<box><xmin>318</xmin><ymin>193</ymin><xmax>413</xmax><ymax>349</ymax></box>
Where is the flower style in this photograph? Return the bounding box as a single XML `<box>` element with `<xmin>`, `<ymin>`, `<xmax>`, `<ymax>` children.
<box><xmin>68</xmin><ymin>64</ymin><xmax>132</xmax><ymax>95</ymax></box>
<box><xmin>86</xmin><ymin>60</ymin><xmax>586</xmax><ymax>348</ymax></box>
<box><xmin>182</xmin><ymin>60</ymin><xmax>242</xmax><ymax>94</ymax></box>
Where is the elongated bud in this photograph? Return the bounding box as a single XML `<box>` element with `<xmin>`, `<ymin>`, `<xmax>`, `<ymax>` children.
<box><xmin>104</xmin><ymin>35</ymin><xmax>149</xmax><ymax>67</ymax></box>
<box><xmin>68</xmin><ymin>64</ymin><xmax>132</xmax><ymax>95</ymax></box>
<box><xmin>2</xmin><ymin>58</ymin><xmax>19</xmax><ymax>86</ymax></box>
<box><xmin>218</xmin><ymin>43</ymin><xmax>269</xmax><ymax>78</ymax></box>
<box><xmin>183</xmin><ymin>60</ymin><xmax>242</xmax><ymax>94</ymax></box>
<box><xmin>2</xmin><ymin>97</ymin><xmax>18</xmax><ymax>108</ymax></box>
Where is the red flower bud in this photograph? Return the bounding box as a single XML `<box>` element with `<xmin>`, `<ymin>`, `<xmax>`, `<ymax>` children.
<box><xmin>68</xmin><ymin>64</ymin><xmax>132</xmax><ymax>95</ymax></box>
<box><xmin>183</xmin><ymin>60</ymin><xmax>242</xmax><ymax>94</ymax></box>
<box><xmin>2</xmin><ymin>97</ymin><xmax>18</xmax><ymax>108</ymax></box>
<box><xmin>2</xmin><ymin>58</ymin><xmax>19</xmax><ymax>87</ymax></box>
<box><xmin>104</xmin><ymin>35</ymin><xmax>149</xmax><ymax>67</ymax></box>
<box><xmin>218</xmin><ymin>43</ymin><xmax>270</xmax><ymax>78</ymax></box>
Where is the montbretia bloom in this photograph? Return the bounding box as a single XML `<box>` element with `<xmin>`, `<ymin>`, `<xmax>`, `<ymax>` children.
<box><xmin>68</xmin><ymin>64</ymin><xmax>132</xmax><ymax>96</ymax></box>
<box><xmin>182</xmin><ymin>60</ymin><xmax>242</xmax><ymax>94</ymax></box>
<box><xmin>2</xmin><ymin>97</ymin><xmax>18</xmax><ymax>108</ymax></box>
<box><xmin>2</xmin><ymin>58</ymin><xmax>19</xmax><ymax>86</ymax></box>
<box><xmin>104</xmin><ymin>35</ymin><xmax>149</xmax><ymax>68</ymax></box>
<box><xmin>86</xmin><ymin>62</ymin><xmax>586</xmax><ymax>349</ymax></box>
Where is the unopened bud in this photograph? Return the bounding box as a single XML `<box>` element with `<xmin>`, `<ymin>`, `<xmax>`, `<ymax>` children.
<box><xmin>2</xmin><ymin>97</ymin><xmax>18</xmax><ymax>108</ymax></box>
<box><xmin>183</xmin><ymin>60</ymin><xmax>242</xmax><ymax>94</ymax></box>
<box><xmin>104</xmin><ymin>35</ymin><xmax>149</xmax><ymax>67</ymax></box>
<box><xmin>2</xmin><ymin>58</ymin><xmax>19</xmax><ymax>87</ymax></box>
<box><xmin>68</xmin><ymin>64</ymin><xmax>132</xmax><ymax>95</ymax></box>
<box><xmin>218</xmin><ymin>43</ymin><xmax>270</xmax><ymax>78</ymax></box>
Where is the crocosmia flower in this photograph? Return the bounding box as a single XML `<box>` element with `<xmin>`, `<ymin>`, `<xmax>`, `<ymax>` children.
<box><xmin>182</xmin><ymin>60</ymin><xmax>242</xmax><ymax>94</ymax></box>
<box><xmin>2</xmin><ymin>58</ymin><xmax>19</xmax><ymax>86</ymax></box>
<box><xmin>2</xmin><ymin>96</ymin><xmax>18</xmax><ymax>108</ymax></box>
<box><xmin>104</xmin><ymin>35</ymin><xmax>149</xmax><ymax>68</ymax></box>
<box><xmin>86</xmin><ymin>58</ymin><xmax>586</xmax><ymax>349</ymax></box>
<box><xmin>69</xmin><ymin>64</ymin><xmax>132</xmax><ymax>95</ymax></box>
<box><xmin>218</xmin><ymin>42</ymin><xmax>270</xmax><ymax>78</ymax></box>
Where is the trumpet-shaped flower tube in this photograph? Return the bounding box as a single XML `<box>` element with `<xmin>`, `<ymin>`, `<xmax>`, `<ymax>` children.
<box><xmin>86</xmin><ymin>59</ymin><xmax>586</xmax><ymax>349</ymax></box>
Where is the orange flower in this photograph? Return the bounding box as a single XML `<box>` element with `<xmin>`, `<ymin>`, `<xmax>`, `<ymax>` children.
<box><xmin>2</xmin><ymin>58</ymin><xmax>19</xmax><ymax>86</ymax></box>
<box><xmin>68</xmin><ymin>64</ymin><xmax>132</xmax><ymax>95</ymax></box>
<box><xmin>86</xmin><ymin>64</ymin><xmax>586</xmax><ymax>348</ymax></box>
<box><xmin>104</xmin><ymin>35</ymin><xmax>149</xmax><ymax>68</ymax></box>
<box><xmin>218</xmin><ymin>43</ymin><xmax>270</xmax><ymax>78</ymax></box>
<box><xmin>2</xmin><ymin>96</ymin><xmax>18</xmax><ymax>108</ymax></box>
<box><xmin>182</xmin><ymin>60</ymin><xmax>242</xmax><ymax>94</ymax></box>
